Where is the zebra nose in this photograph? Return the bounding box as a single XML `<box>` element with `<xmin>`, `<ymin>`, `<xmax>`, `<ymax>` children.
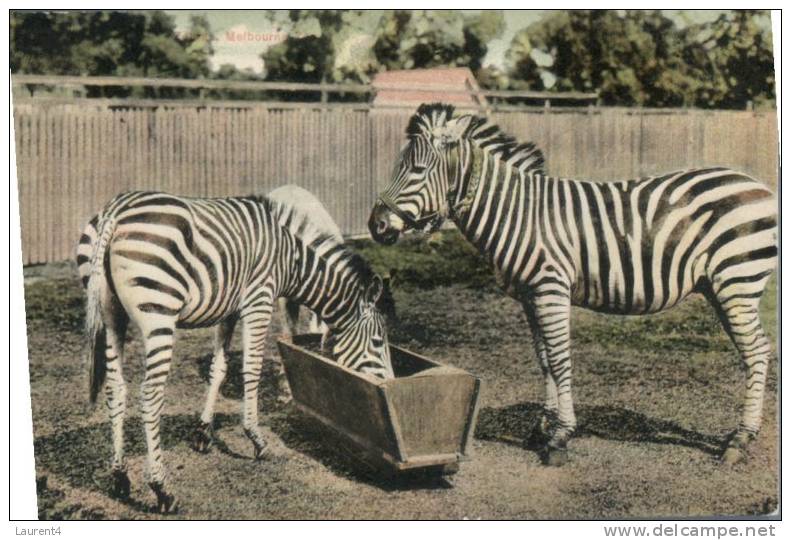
<box><xmin>376</xmin><ymin>219</ymin><xmax>389</xmax><ymax>234</ymax></box>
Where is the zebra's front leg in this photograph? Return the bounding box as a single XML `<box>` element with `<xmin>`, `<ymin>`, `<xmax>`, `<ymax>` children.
<box><xmin>524</xmin><ymin>310</ymin><xmax>559</xmax><ymax>444</ymax></box>
<box><xmin>139</xmin><ymin>320</ymin><xmax>179</xmax><ymax>514</ymax></box>
<box><xmin>240</xmin><ymin>300</ymin><xmax>274</xmax><ymax>460</ymax></box>
<box><xmin>528</xmin><ymin>290</ymin><xmax>575</xmax><ymax>466</ymax></box>
<box><xmin>194</xmin><ymin>317</ymin><xmax>237</xmax><ymax>453</ymax></box>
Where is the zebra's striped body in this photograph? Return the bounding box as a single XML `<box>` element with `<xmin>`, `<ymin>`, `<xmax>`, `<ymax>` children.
<box><xmin>268</xmin><ymin>184</ymin><xmax>344</xmax><ymax>339</ymax></box>
<box><xmin>78</xmin><ymin>190</ymin><xmax>392</xmax><ymax>512</ymax></box>
<box><xmin>369</xmin><ymin>103</ymin><xmax>777</xmax><ymax>465</ymax></box>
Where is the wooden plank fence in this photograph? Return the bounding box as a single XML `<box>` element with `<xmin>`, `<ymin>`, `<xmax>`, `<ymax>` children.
<box><xmin>13</xmin><ymin>102</ymin><xmax>778</xmax><ymax>264</ymax></box>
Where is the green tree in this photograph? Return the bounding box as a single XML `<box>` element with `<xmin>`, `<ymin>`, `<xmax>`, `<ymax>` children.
<box><xmin>260</xmin><ymin>9</ymin><xmax>505</xmax><ymax>90</ymax></box>
<box><xmin>208</xmin><ymin>63</ymin><xmax>266</xmax><ymax>101</ymax></box>
<box><xmin>476</xmin><ymin>65</ymin><xmax>511</xmax><ymax>90</ymax></box>
<box><xmin>11</xmin><ymin>10</ymin><xmax>214</xmax><ymax>96</ymax></box>
<box><xmin>505</xmin><ymin>9</ymin><xmax>774</xmax><ymax>109</ymax></box>
<box><xmin>261</xmin><ymin>10</ymin><xmax>344</xmax><ymax>85</ymax></box>
<box><xmin>681</xmin><ymin>10</ymin><xmax>775</xmax><ymax>108</ymax></box>
<box><xmin>507</xmin><ymin>11</ymin><xmax>692</xmax><ymax>106</ymax></box>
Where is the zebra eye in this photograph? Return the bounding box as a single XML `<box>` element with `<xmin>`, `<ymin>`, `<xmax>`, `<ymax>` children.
<box><xmin>371</xmin><ymin>337</ymin><xmax>384</xmax><ymax>348</ymax></box>
<box><xmin>411</xmin><ymin>165</ymin><xmax>426</xmax><ymax>175</ymax></box>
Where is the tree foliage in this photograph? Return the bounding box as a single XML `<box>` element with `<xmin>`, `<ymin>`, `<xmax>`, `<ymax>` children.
<box><xmin>261</xmin><ymin>10</ymin><xmax>505</xmax><ymax>85</ymax></box>
<box><xmin>10</xmin><ymin>10</ymin><xmax>213</xmax><ymax>96</ymax></box>
<box><xmin>505</xmin><ymin>10</ymin><xmax>774</xmax><ymax>109</ymax></box>
<box><xmin>682</xmin><ymin>11</ymin><xmax>776</xmax><ymax>108</ymax></box>
<box><xmin>10</xmin><ymin>9</ymin><xmax>773</xmax><ymax>110</ymax></box>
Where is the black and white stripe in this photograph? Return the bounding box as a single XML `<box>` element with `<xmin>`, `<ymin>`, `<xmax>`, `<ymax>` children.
<box><xmin>268</xmin><ymin>184</ymin><xmax>344</xmax><ymax>340</ymax></box>
<box><xmin>369</xmin><ymin>103</ymin><xmax>777</xmax><ymax>465</ymax></box>
<box><xmin>78</xmin><ymin>190</ymin><xmax>392</xmax><ymax>512</ymax></box>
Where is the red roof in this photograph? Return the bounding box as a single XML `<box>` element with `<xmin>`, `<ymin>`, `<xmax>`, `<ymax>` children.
<box><xmin>372</xmin><ymin>68</ymin><xmax>487</xmax><ymax>108</ymax></box>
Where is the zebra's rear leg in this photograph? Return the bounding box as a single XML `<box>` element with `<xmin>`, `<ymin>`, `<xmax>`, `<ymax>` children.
<box><xmin>138</xmin><ymin>318</ymin><xmax>179</xmax><ymax>514</ymax></box>
<box><xmin>103</xmin><ymin>303</ymin><xmax>131</xmax><ymax>500</ymax></box>
<box><xmin>705</xmin><ymin>274</ymin><xmax>774</xmax><ymax>465</ymax></box>
<box><xmin>194</xmin><ymin>317</ymin><xmax>237</xmax><ymax>453</ymax></box>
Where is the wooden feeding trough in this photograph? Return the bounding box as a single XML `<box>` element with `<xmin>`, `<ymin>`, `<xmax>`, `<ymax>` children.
<box><xmin>277</xmin><ymin>334</ymin><xmax>482</xmax><ymax>475</ymax></box>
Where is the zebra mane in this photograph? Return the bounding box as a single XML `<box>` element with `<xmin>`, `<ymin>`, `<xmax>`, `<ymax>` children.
<box><xmin>407</xmin><ymin>102</ymin><xmax>546</xmax><ymax>175</ymax></box>
<box><xmin>250</xmin><ymin>195</ymin><xmax>377</xmax><ymax>288</ymax></box>
<box><xmin>406</xmin><ymin>103</ymin><xmax>457</xmax><ymax>137</ymax></box>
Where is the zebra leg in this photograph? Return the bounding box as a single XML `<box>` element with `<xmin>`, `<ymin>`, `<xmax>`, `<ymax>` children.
<box><xmin>139</xmin><ymin>320</ymin><xmax>179</xmax><ymax>514</ymax></box>
<box><xmin>103</xmin><ymin>302</ymin><xmax>131</xmax><ymax>500</ymax></box>
<box><xmin>272</xmin><ymin>300</ymin><xmax>297</xmax><ymax>403</ymax></box>
<box><xmin>524</xmin><ymin>305</ymin><xmax>559</xmax><ymax>443</ymax></box>
<box><xmin>308</xmin><ymin>311</ymin><xmax>323</xmax><ymax>334</ymax></box>
<box><xmin>194</xmin><ymin>317</ymin><xmax>237</xmax><ymax>453</ymax></box>
<box><xmin>706</xmin><ymin>286</ymin><xmax>774</xmax><ymax>464</ymax></box>
<box><xmin>528</xmin><ymin>289</ymin><xmax>575</xmax><ymax>466</ymax></box>
<box><xmin>240</xmin><ymin>302</ymin><xmax>274</xmax><ymax>460</ymax></box>
<box><xmin>278</xmin><ymin>298</ymin><xmax>300</xmax><ymax>340</ymax></box>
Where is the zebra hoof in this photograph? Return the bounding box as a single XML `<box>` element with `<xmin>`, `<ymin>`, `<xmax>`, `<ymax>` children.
<box><xmin>529</xmin><ymin>415</ymin><xmax>554</xmax><ymax>445</ymax></box>
<box><xmin>156</xmin><ymin>493</ymin><xmax>179</xmax><ymax>515</ymax></box>
<box><xmin>721</xmin><ymin>447</ymin><xmax>746</xmax><ymax>465</ymax></box>
<box><xmin>253</xmin><ymin>443</ymin><xmax>271</xmax><ymax>461</ymax></box>
<box><xmin>720</xmin><ymin>430</ymin><xmax>754</xmax><ymax>465</ymax></box>
<box><xmin>149</xmin><ymin>482</ymin><xmax>179</xmax><ymax>514</ymax></box>
<box><xmin>542</xmin><ymin>446</ymin><xmax>568</xmax><ymax>467</ymax></box>
<box><xmin>192</xmin><ymin>422</ymin><xmax>213</xmax><ymax>453</ymax></box>
<box><xmin>244</xmin><ymin>428</ymin><xmax>269</xmax><ymax>460</ymax></box>
<box><xmin>276</xmin><ymin>381</ymin><xmax>293</xmax><ymax>405</ymax></box>
<box><xmin>110</xmin><ymin>469</ymin><xmax>131</xmax><ymax>500</ymax></box>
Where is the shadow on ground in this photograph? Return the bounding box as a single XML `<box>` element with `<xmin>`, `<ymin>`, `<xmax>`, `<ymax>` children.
<box><xmin>193</xmin><ymin>347</ymin><xmax>456</xmax><ymax>492</ymax></box>
<box><xmin>194</xmin><ymin>350</ymin><xmax>284</xmax><ymax>404</ymax></box>
<box><xmin>35</xmin><ymin>405</ymin><xmax>450</xmax><ymax>517</ymax></box>
<box><xmin>33</xmin><ymin>413</ymin><xmax>239</xmax><ymax>514</ymax></box>
<box><xmin>268</xmin><ymin>409</ymin><xmax>454</xmax><ymax>492</ymax></box>
<box><xmin>475</xmin><ymin>401</ymin><xmax>724</xmax><ymax>456</ymax></box>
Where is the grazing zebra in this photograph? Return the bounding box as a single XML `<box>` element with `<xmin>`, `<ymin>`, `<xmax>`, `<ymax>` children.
<box><xmin>368</xmin><ymin>103</ymin><xmax>777</xmax><ymax>466</ymax></box>
<box><xmin>77</xmin><ymin>191</ymin><xmax>393</xmax><ymax>513</ymax></box>
<box><xmin>268</xmin><ymin>184</ymin><xmax>344</xmax><ymax>339</ymax></box>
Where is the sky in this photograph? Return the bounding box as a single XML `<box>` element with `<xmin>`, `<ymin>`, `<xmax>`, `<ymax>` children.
<box><xmin>168</xmin><ymin>10</ymin><xmax>738</xmax><ymax>75</ymax></box>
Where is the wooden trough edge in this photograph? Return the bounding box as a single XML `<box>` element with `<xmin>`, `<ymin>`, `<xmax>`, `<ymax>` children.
<box><xmin>292</xmin><ymin>400</ymin><xmax>463</xmax><ymax>472</ymax></box>
<box><xmin>461</xmin><ymin>377</ymin><xmax>482</xmax><ymax>456</ymax></box>
<box><xmin>278</xmin><ymin>336</ymin><xmax>482</xmax><ymax>474</ymax></box>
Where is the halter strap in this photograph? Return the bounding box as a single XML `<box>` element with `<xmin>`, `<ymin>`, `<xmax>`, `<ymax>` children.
<box><xmin>377</xmin><ymin>193</ymin><xmax>440</xmax><ymax>231</ymax></box>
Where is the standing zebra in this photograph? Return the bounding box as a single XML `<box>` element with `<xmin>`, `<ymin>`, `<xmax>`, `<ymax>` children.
<box><xmin>368</xmin><ymin>103</ymin><xmax>777</xmax><ymax>466</ymax></box>
<box><xmin>77</xmin><ymin>191</ymin><xmax>393</xmax><ymax>513</ymax></box>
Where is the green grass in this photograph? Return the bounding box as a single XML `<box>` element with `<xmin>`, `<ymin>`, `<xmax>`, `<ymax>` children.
<box><xmin>350</xmin><ymin>230</ymin><xmax>497</xmax><ymax>290</ymax></box>
<box><xmin>24</xmin><ymin>278</ymin><xmax>85</xmax><ymax>333</ymax></box>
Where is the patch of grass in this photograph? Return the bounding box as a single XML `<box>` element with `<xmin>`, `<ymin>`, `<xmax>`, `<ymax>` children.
<box><xmin>24</xmin><ymin>278</ymin><xmax>85</xmax><ymax>333</ymax></box>
<box><xmin>350</xmin><ymin>230</ymin><xmax>497</xmax><ymax>290</ymax></box>
<box><xmin>573</xmin><ymin>299</ymin><xmax>732</xmax><ymax>354</ymax></box>
<box><xmin>574</xmin><ymin>276</ymin><xmax>777</xmax><ymax>357</ymax></box>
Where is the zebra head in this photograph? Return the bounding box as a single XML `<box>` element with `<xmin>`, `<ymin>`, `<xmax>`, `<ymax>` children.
<box><xmin>325</xmin><ymin>275</ymin><xmax>394</xmax><ymax>379</ymax></box>
<box><xmin>369</xmin><ymin>103</ymin><xmax>473</xmax><ymax>245</ymax></box>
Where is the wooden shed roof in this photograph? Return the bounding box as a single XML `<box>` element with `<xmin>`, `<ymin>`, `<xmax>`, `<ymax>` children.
<box><xmin>371</xmin><ymin>67</ymin><xmax>487</xmax><ymax>108</ymax></box>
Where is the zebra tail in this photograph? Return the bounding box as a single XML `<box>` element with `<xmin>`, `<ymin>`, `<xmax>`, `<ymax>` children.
<box><xmin>85</xmin><ymin>214</ymin><xmax>117</xmax><ymax>404</ymax></box>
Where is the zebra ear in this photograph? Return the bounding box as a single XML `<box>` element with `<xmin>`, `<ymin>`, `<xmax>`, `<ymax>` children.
<box><xmin>433</xmin><ymin>115</ymin><xmax>472</xmax><ymax>150</ymax></box>
<box><xmin>365</xmin><ymin>275</ymin><xmax>384</xmax><ymax>304</ymax></box>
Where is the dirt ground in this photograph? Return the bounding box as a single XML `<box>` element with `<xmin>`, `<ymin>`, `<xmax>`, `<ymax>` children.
<box><xmin>23</xmin><ymin>261</ymin><xmax>778</xmax><ymax>520</ymax></box>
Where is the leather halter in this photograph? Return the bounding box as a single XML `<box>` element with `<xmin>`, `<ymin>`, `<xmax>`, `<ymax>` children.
<box><xmin>376</xmin><ymin>193</ymin><xmax>441</xmax><ymax>231</ymax></box>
